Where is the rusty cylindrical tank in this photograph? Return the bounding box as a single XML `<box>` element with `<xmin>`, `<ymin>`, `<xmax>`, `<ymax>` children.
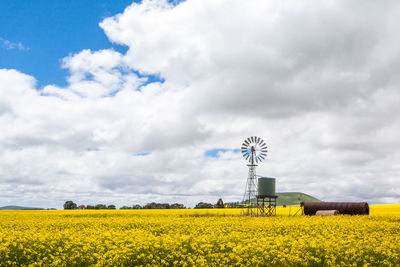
<box><xmin>303</xmin><ymin>202</ymin><xmax>369</xmax><ymax>215</ymax></box>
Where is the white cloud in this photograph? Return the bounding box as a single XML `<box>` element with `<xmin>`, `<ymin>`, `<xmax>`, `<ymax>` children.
<box><xmin>1</xmin><ymin>0</ymin><xmax>400</xmax><ymax>208</ymax></box>
<box><xmin>0</xmin><ymin>38</ymin><xmax>30</xmax><ymax>51</ymax></box>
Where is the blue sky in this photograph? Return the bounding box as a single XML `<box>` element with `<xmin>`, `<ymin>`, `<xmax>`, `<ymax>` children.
<box><xmin>205</xmin><ymin>149</ymin><xmax>240</xmax><ymax>158</ymax></box>
<box><xmin>0</xmin><ymin>1</ymin><xmax>134</xmax><ymax>88</ymax></box>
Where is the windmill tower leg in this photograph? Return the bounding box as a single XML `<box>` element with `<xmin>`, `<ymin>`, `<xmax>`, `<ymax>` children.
<box><xmin>242</xmin><ymin>164</ymin><xmax>258</xmax><ymax>216</ymax></box>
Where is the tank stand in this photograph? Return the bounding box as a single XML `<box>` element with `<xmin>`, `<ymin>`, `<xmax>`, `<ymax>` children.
<box><xmin>256</xmin><ymin>195</ymin><xmax>278</xmax><ymax>216</ymax></box>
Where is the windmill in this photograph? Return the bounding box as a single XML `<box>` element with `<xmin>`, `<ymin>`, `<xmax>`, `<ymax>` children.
<box><xmin>241</xmin><ymin>136</ymin><xmax>267</xmax><ymax>216</ymax></box>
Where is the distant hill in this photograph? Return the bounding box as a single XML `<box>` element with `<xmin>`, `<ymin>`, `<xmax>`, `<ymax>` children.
<box><xmin>0</xmin><ymin>205</ymin><xmax>44</xmax><ymax>210</ymax></box>
<box><xmin>276</xmin><ymin>192</ymin><xmax>321</xmax><ymax>206</ymax></box>
<box><xmin>237</xmin><ymin>192</ymin><xmax>321</xmax><ymax>206</ymax></box>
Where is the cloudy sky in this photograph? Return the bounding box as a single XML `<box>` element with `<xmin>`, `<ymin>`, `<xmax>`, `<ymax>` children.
<box><xmin>1</xmin><ymin>0</ymin><xmax>400</xmax><ymax>208</ymax></box>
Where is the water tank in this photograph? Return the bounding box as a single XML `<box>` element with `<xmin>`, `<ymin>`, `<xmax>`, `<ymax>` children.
<box><xmin>258</xmin><ymin>177</ymin><xmax>276</xmax><ymax>197</ymax></box>
<box><xmin>303</xmin><ymin>202</ymin><xmax>369</xmax><ymax>215</ymax></box>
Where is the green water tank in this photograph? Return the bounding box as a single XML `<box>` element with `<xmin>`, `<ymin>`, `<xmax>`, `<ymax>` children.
<box><xmin>258</xmin><ymin>177</ymin><xmax>276</xmax><ymax>197</ymax></box>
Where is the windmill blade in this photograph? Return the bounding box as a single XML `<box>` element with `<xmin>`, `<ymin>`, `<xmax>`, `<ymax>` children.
<box><xmin>242</xmin><ymin>143</ymin><xmax>248</xmax><ymax>147</ymax></box>
<box><xmin>246</xmin><ymin>137</ymin><xmax>252</xmax><ymax>144</ymax></box>
<box><xmin>255</xmin><ymin>157</ymin><xmax>259</xmax><ymax>163</ymax></box>
<box><xmin>245</xmin><ymin>154</ymin><xmax>250</xmax><ymax>161</ymax></box>
<box><xmin>256</xmin><ymin>137</ymin><xmax>261</xmax><ymax>144</ymax></box>
<box><xmin>257</xmin><ymin>156</ymin><xmax>263</xmax><ymax>162</ymax></box>
<box><xmin>243</xmin><ymin>140</ymin><xmax>249</xmax><ymax>146</ymax></box>
<box><xmin>259</xmin><ymin>154</ymin><xmax>266</xmax><ymax>160</ymax></box>
<box><xmin>241</xmin><ymin>146</ymin><xmax>248</xmax><ymax>150</ymax></box>
<box><xmin>260</xmin><ymin>141</ymin><xmax>266</xmax><ymax>147</ymax></box>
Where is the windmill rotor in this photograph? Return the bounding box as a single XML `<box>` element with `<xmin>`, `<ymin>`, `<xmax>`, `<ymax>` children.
<box><xmin>241</xmin><ymin>136</ymin><xmax>268</xmax><ymax>164</ymax></box>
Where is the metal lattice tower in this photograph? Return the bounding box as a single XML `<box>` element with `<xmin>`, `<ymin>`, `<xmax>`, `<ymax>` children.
<box><xmin>242</xmin><ymin>163</ymin><xmax>258</xmax><ymax>216</ymax></box>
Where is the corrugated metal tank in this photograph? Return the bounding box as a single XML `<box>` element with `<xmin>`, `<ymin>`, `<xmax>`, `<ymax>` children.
<box><xmin>303</xmin><ymin>202</ymin><xmax>369</xmax><ymax>215</ymax></box>
<box><xmin>258</xmin><ymin>177</ymin><xmax>276</xmax><ymax>197</ymax></box>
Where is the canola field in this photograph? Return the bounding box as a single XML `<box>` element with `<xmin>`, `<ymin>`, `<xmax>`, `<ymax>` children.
<box><xmin>1</xmin><ymin>205</ymin><xmax>400</xmax><ymax>266</ymax></box>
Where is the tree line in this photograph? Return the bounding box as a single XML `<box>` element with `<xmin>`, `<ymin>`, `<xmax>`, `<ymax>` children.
<box><xmin>63</xmin><ymin>198</ymin><xmax>225</xmax><ymax>210</ymax></box>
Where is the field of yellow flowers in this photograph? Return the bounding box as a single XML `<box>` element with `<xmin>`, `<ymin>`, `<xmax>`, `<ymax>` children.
<box><xmin>1</xmin><ymin>204</ymin><xmax>400</xmax><ymax>266</ymax></box>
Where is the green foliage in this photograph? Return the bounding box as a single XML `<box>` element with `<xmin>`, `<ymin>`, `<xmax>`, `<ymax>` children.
<box><xmin>195</xmin><ymin>202</ymin><xmax>213</xmax><ymax>209</ymax></box>
<box><xmin>170</xmin><ymin>203</ymin><xmax>185</xmax><ymax>209</ymax></box>
<box><xmin>143</xmin><ymin>203</ymin><xmax>170</xmax><ymax>209</ymax></box>
<box><xmin>215</xmin><ymin>198</ymin><xmax>224</xmax><ymax>208</ymax></box>
<box><xmin>95</xmin><ymin>204</ymin><xmax>107</xmax><ymax>209</ymax></box>
<box><xmin>63</xmin><ymin>201</ymin><xmax>77</xmax><ymax>210</ymax></box>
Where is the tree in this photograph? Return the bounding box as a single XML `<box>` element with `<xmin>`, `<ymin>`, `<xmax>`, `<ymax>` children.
<box><xmin>86</xmin><ymin>205</ymin><xmax>95</xmax><ymax>209</ymax></box>
<box><xmin>170</xmin><ymin>203</ymin><xmax>186</xmax><ymax>209</ymax></box>
<box><xmin>143</xmin><ymin>202</ymin><xmax>156</xmax><ymax>209</ymax></box>
<box><xmin>132</xmin><ymin>204</ymin><xmax>142</xmax><ymax>209</ymax></box>
<box><xmin>95</xmin><ymin>204</ymin><xmax>106</xmax><ymax>209</ymax></box>
<box><xmin>215</xmin><ymin>198</ymin><xmax>225</xmax><ymax>208</ymax></box>
<box><xmin>120</xmin><ymin>206</ymin><xmax>132</xmax><ymax>209</ymax></box>
<box><xmin>107</xmin><ymin>205</ymin><xmax>116</xmax><ymax>209</ymax></box>
<box><xmin>143</xmin><ymin>202</ymin><xmax>170</xmax><ymax>209</ymax></box>
<box><xmin>63</xmin><ymin>201</ymin><xmax>77</xmax><ymax>210</ymax></box>
<box><xmin>78</xmin><ymin>205</ymin><xmax>86</xmax><ymax>209</ymax></box>
<box><xmin>158</xmin><ymin>203</ymin><xmax>170</xmax><ymax>209</ymax></box>
<box><xmin>194</xmin><ymin>202</ymin><xmax>213</xmax><ymax>209</ymax></box>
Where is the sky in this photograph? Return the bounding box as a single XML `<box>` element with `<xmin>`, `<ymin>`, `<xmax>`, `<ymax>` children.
<box><xmin>1</xmin><ymin>0</ymin><xmax>400</xmax><ymax>209</ymax></box>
